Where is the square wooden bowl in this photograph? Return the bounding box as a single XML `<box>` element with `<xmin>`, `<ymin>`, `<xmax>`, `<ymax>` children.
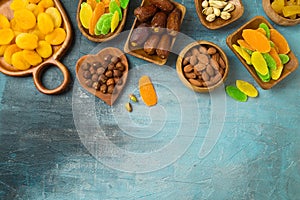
<box><xmin>124</xmin><ymin>0</ymin><xmax>186</xmax><ymax>65</ymax></box>
<box><xmin>226</xmin><ymin>16</ymin><xmax>299</xmax><ymax>90</ymax></box>
<box><xmin>194</xmin><ymin>0</ymin><xmax>244</xmax><ymax>30</ymax></box>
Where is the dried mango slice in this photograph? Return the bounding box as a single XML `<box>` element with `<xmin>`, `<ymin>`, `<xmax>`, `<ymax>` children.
<box><xmin>270</xmin><ymin>64</ymin><xmax>284</xmax><ymax>80</ymax></box>
<box><xmin>14</xmin><ymin>8</ymin><xmax>36</xmax><ymax>30</ymax></box>
<box><xmin>259</xmin><ymin>23</ymin><xmax>270</xmax><ymax>39</ymax></box>
<box><xmin>22</xmin><ymin>50</ymin><xmax>42</xmax><ymax>66</ymax></box>
<box><xmin>15</xmin><ymin>33</ymin><xmax>38</xmax><ymax>50</ymax></box>
<box><xmin>120</xmin><ymin>0</ymin><xmax>130</xmax><ymax>9</ymax></box>
<box><xmin>10</xmin><ymin>0</ymin><xmax>29</xmax><ymax>11</ymax></box>
<box><xmin>279</xmin><ymin>54</ymin><xmax>290</xmax><ymax>64</ymax></box>
<box><xmin>270</xmin><ymin>29</ymin><xmax>290</xmax><ymax>54</ymax></box>
<box><xmin>0</xmin><ymin>14</ymin><xmax>10</xmax><ymax>29</ymax></box>
<box><xmin>11</xmin><ymin>51</ymin><xmax>31</xmax><ymax>70</ymax></box>
<box><xmin>89</xmin><ymin>2</ymin><xmax>105</xmax><ymax>35</ymax></box>
<box><xmin>45</xmin><ymin>28</ymin><xmax>66</xmax><ymax>45</ymax></box>
<box><xmin>242</xmin><ymin>29</ymin><xmax>271</xmax><ymax>53</ymax></box>
<box><xmin>45</xmin><ymin>7</ymin><xmax>62</xmax><ymax>28</ymax></box>
<box><xmin>4</xmin><ymin>44</ymin><xmax>21</xmax><ymax>65</ymax></box>
<box><xmin>225</xmin><ymin>85</ymin><xmax>247</xmax><ymax>102</ymax></box>
<box><xmin>251</xmin><ymin>51</ymin><xmax>269</xmax><ymax>76</ymax></box>
<box><xmin>262</xmin><ymin>53</ymin><xmax>277</xmax><ymax>70</ymax></box>
<box><xmin>109</xmin><ymin>0</ymin><xmax>122</xmax><ymax>21</ymax></box>
<box><xmin>79</xmin><ymin>2</ymin><xmax>93</xmax><ymax>29</ymax></box>
<box><xmin>111</xmin><ymin>11</ymin><xmax>119</xmax><ymax>33</ymax></box>
<box><xmin>232</xmin><ymin>44</ymin><xmax>251</xmax><ymax>65</ymax></box>
<box><xmin>36</xmin><ymin>40</ymin><xmax>52</xmax><ymax>58</ymax></box>
<box><xmin>0</xmin><ymin>28</ymin><xmax>15</xmax><ymax>45</ymax></box>
<box><xmin>139</xmin><ymin>75</ymin><xmax>157</xmax><ymax>106</ymax></box>
<box><xmin>236</xmin><ymin>80</ymin><xmax>258</xmax><ymax>98</ymax></box>
<box><xmin>37</xmin><ymin>12</ymin><xmax>54</xmax><ymax>34</ymax></box>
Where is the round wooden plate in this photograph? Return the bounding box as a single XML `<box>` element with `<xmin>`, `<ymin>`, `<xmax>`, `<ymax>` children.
<box><xmin>0</xmin><ymin>0</ymin><xmax>72</xmax><ymax>95</ymax></box>
<box><xmin>75</xmin><ymin>47</ymin><xmax>129</xmax><ymax>106</ymax></box>
<box><xmin>76</xmin><ymin>0</ymin><xmax>128</xmax><ymax>43</ymax></box>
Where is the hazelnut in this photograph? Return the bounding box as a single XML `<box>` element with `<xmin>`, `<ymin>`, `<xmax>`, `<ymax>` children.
<box><xmin>85</xmin><ymin>79</ymin><xmax>93</xmax><ymax>87</ymax></box>
<box><xmin>111</xmin><ymin>56</ymin><xmax>120</xmax><ymax>64</ymax></box>
<box><xmin>97</xmin><ymin>67</ymin><xmax>105</xmax><ymax>75</ymax></box>
<box><xmin>107</xmin><ymin>85</ymin><xmax>115</xmax><ymax>94</ymax></box>
<box><xmin>92</xmin><ymin>82</ymin><xmax>100</xmax><ymax>90</ymax></box>
<box><xmin>81</xmin><ymin>62</ymin><xmax>90</xmax><ymax>71</ymax></box>
<box><xmin>92</xmin><ymin>61</ymin><xmax>101</xmax><ymax>69</ymax></box>
<box><xmin>83</xmin><ymin>71</ymin><xmax>92</xmax><ymax>79</ymax></box>
<box><xmin>104</xmin><ymin>54</ymin><xmax>112</xmax><ymax>62</ymax></box>
<box><xmin>91</xmin><ymin>74</ymin><xmax>99</xmax><ymax>82</ymax></box>
<box><xmin>106</xmin><ymin>78</ymin><xmax>115</xmax><ymax>86</ymax></box>
<box><xmin>100</xmin><ymin>84</ymin><xmax>107</xmax><ymax>94</ymax></box>
<box><xmin>116</xmin><ymin>62</ymin><xmax>125</xmax><ymax>71</ymax></box>
<box><xmin>105</xmin><ymin>70</ymin><xmax>113</xmax><ymax>78</ymax></box>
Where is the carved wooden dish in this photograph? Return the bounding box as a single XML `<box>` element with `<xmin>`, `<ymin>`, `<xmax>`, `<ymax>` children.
<box><xmin>0</xmin><ymin>0</ymin><xmax>72</xmax><ymax>95</ymax></box>
<box><xmin>262</xmin><ymin>0</ymin><xmax>300</xmax><ymax>26</ymax></box>
<box><xmin>76</xmin><ymin>0</ymin><xmax>128</xmax><ymax>42</ymax></box>
<box><xmin>226</xmin><ymin>16</ymin><xmax>299</xmax><ymax>90</ymax></box>
<box><xmin>124</xmin><ymin>0</ymin><xmax>186</xmax><ymax>66</ymax></box>
<box><xmin>194</xmin><ymin>0</ymin><xmax>244</xmax><ymax>30</ymax></box>
<box><xmin>75</xmin><ymin>47</ymin><xmax>128</xmax><ymax>105</ymax></box>
<box><xmin>176</xmin><ymin>40</ymin><xmax>229</xmax><ymax>93</ymax></box>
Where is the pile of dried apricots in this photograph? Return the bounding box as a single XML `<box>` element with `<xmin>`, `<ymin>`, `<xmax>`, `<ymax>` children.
<box><xmin>0</xmin><ymin>0</ymin><xmax>66</xmax><ymax>71</ymax></box>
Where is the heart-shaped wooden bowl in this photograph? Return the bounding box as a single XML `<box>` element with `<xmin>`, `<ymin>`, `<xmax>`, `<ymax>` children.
<box><xmin>76</xmin><ymin>0</ymin><xmax>128</xmax><ymax>42</ymax></box>
<box><xmin>226</xmin><ymin>16</ymin><xmax>299</xmax><ymax>90</ymax></box>
<box><xmin>262</xmin><ymin>0</ymin><xmax>300</xmax><ymax>26</ymax></box>
<box><xmin>176</xmin><ymin>40</ymin><xmax>229</xmax><ymax>93</ymax></box>
<box><xmin>75</xmin><ymin>47</ymin><xmax>128</xmax><ymax>105</ymax></box>
<box><xmin>194</xmin><ymin>0</ymin><xmax>244</xmax><ymax>30</ymax></box>
<box><xmin>124</xmin><ymin>0</ymin><xmax>186</xmax><ymax>65</ymax></box>
<box><xmin>0</xmin><ymin>0</ymin><xmax>72</xmax><ymax>95</ymax></box>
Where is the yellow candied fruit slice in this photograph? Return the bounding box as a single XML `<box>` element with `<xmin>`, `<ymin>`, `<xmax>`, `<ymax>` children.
<box><xmin>111</xmin><ymin>11</ymin><xmax>119</xmax><ymax>33</ymax></box>
<box><xmin>22</xmin><ymin>50</ymin><xmax>43</xmax><ymax>66</ymax></box>
<box><xmin>14</xmin><ymin>9</ymin><xmax>36</xmax><ymax>30</ymax></box>
<box><xmin>45</xmin><ymin>7</ymin><xmax>62</xmax><ymax>28</ymax></box>
<box><xmin>10</xmin><ymin>0</ymin><xmax>29</xmax><ymax>11</ymax></box>
<box><xmin>0</xmin><ymin>45</ymin><xmax>9</xmax><ymax>57</ymax></box>
<box><xmin>0</xmin><ymin>28</ymin><xmax>15</xmax><ymax>45</ymax></box>
<box><xmin>11</xmin><ymin>51</ymin><xmax>31</xmax><ymax>70</ymax></box>
<box><xmin>38</xmin><ymin>0</ymin><xmax>54</xmax><ymax>9</ymax></box>
<box><xmin>37</xmin><ymin>12</ymin><xmax>54</xmax><ymax>35</ymax></box>
<box><xmin>0</xmin><ymin>14</ymin><xmax>10</xmax><ymax>29</ymax></box>
<box><xmin>4</xmin><ymin>44</ymin><xmax>22</xmax><ymax>65</ymax></box>
<box><xmin>236</xmin><ymin>80</ymin><xmax>258</xmax><ymax>98</ymax></box>
<box><xmin>36</xmin><ymin>40</ymin><xmax>52</xmax><ymax>58</ymax></box>
<box><xmin>232</xmin><ymin>44</ymin><xmax>251</xmax><ymax>65</ymax></box>
<box><xmin>45</xmin><ymin>28</ymin><xmax>66</xmax><ymax>45</ymax></box>
<box><xmin>79</xmin><ymin>2</ymin><xmax>93</xmax><ymax>29</ymax></box>
<box><xmin>271</xmin><ymin>64</ymin><xmax>284</xmax><ymax>80</ymax></box>
<box><xmin>251</xmin><ymin>51</ymin><xmax>269</xmax><ymax>76</ymax></box>
<box><xmin>16</xmin><ymin>33</ymin><xmax>39</xmax><ymax>50</ymax></box>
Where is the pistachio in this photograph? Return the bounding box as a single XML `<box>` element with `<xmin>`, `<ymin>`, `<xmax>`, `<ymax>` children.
<box><xmin>202</xmin><ymin>7</ymin><xmax>214</xmax><ymax>15</ymax></box>
<box><xmin>220</xmin><ymin>11</ymin><xmax>231</xmax><ymax>20</ymax></box>
<box><xmin>223</xmin><ymin>2</ymin><xmax>235</xmax><ymax>12</ymax></box>
<box><xmin>201</xmin><ymin>0</ymin><xmax>209</xmax><ymax>8</ymax></box>
<box><xmin>129</xmin><ymin>94</ymin><xmax>138</xmax><ymax>102</ymax></box>
<box><xmin>208</xmin><ymin>0</ymin><xmax>228</xmax><ymax>9</ymax></box>
<box><xmin>125</xmin><ymin>102</ymin><xmax>132</xmax><ymax>112</ymax></box>
<box><xmin>213</xmin><ymin>7</ymin><xmax>221</xmax><ymax>17</ymax></box>
<box><xmin>206</xmin><ymin>13</ymin><xmax>216</xmax><ymax>22</ymax></box>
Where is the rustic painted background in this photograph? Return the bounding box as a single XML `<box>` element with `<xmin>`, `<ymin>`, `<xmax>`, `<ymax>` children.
<box><xmin>1</xmin><ymin>0</ymin><xmax>300</xmax><ymax>199</ymax></box>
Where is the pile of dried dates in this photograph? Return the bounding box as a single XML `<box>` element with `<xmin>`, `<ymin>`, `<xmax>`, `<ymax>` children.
<box><xmin>81</xmin><ymin>54</ymin><xmax>126</xmax><ymax>94</ymax></box>
<box><xmin>129</xmin><ymin>0</ymin><xmax>182</xmax><ymax>59</ymax></box>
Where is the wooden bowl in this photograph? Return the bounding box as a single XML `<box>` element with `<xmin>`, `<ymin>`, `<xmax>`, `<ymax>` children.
<box><xmin>194</xmin><ymin>0</ymin><xmax>244</xmax><ymax>30</ymax></box>
<box><xmin>176</xmin><ymin>41</ymin><xmax>229</xmax><ymax>93</ymax></box>
<box><xmin>226</xmin><ymin>16</ymin><xmax>299</xmax><ymax>90</ymax></box>
<box><xmin>0</xmin><ymin>0</ymin><xmax>72</xmax><ymax>95</ymax></box>
<box><xmin>262</xmin><ymin>0</ymin><xmax>300</xmax><ymax>26</ymax></box>
<box><xmin>124</xmin><ymin>0</ymin><xmax>186</xmax><ymax>65</ymax></box>
<box><xmin>76</xmin><ymin>0</ymin><xmax>128</xmax><ymax>42</ymax></box>
<box><xmin>75</xmin><ymin>47</ymin><xmax>128</xmax><ymax>105</ymax></box>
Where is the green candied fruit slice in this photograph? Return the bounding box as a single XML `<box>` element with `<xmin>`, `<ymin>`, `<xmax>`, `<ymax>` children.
<box><xmin>242</xmin><ymin>47</ymin><xmax>253</xmax><ymax>56</ymax></box>
<box><xmin>225</xmin><ymin>86</ymin><xmax>248</xmax><ymax>102</ymax></box>
<box><xmin>109</xmin><ymin>0</ymin><xmax>122</xmax><ymax>21</ymax></box>
<box><xmin>259</xmin><ymin>23</ymin><xmax>270</xmax><ymax>38</ymax></box>
<box><xmin>263</xmin><ymin>53</ymin><xmax>277</xmax><ymax>70</ymax></box>
<box><xmin>279</xmin><ymin>54</ymin><xmax>290</xmax><ymax>64</ymax></box>
<box><xmin>120</xmin><ymin>0</ymin><xmax>130</xmax><ymax>9</ymax></box>
<box><xmin>257</xmin><ymin>70</ymin><xmax>271</xmax><ymax>82</ymax></box>
<box><xmin>101</xmin><ymin>15</ymin><xmax>113</xmax><ymax>35</ymax></box>
<box><xmin>96</xmin><ymin>13</ymin><xmax>113</xmax><ymax>34</ymax></box>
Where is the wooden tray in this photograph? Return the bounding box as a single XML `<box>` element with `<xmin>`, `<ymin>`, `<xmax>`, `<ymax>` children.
<box><xmin>124</xmin><ymin>0</ymin><xmax>186</xmax><ymax>66</ymax></box>
<box><xmin>75</xmin><ymin>47</ymin><xmax>128</xmax><ymax>105</ymax></box>
<box><xmin>0</xmin><ymin>0</ymin><xmax>72</xmax><ymax>95</ymax></box>
<box><xmin>226</xmin><ymin>16</ymin><xmax>299</xmax><ymax>90</ymax></box>
<box><xmin>194</xmin><ymin>0</ymin><xmax>244</xmax><ymax>30</ymax></box>
<box><xmin>262</xmin><ymin>0</ymin><xmax>300</xmax><ymax>26</ymax></box>
<box><xmin>76</xmin><ymin>0</ymin><xmax>128</xmax><ymax>42</ymax></box>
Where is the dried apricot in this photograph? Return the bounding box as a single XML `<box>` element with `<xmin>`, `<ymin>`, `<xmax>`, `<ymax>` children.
<box><xmin>36</xmin><ymin>40</ymin><xmax>52</xmax><ymax>58</ymax></box>
<box><xmin>22</xmin><ymin>50</ymin><xmax>42</xmax><ymax>66</ymax></box>
<box><xmin>0</xmin><ymin>45</ymin><xmax>9</xmax><ymax>57</ymax></box>
<box><xmin>28</xmin><ymin>0</ymin><xmax>41</xmax><ymax>3</ymax></box>
<box><xmin>4</xmin><ymin>44</ymin><xmax>21</xmax><ymax>65</ymax></box>
<box><xmin>38</xmin><ymin>0</ymin><xmax>54</xmax><ymax>9</ymax></box>
<box><xmin>45</xmin><ymin>7</ymin><xmax>62</xmax><ymax>28</ymax></box>
<box><xmin>15</xmin><ymin>33</ymin><xmax>39</xmax><ymax>50</ymax></box>
<box><xmin>14</xmin><ymin>8</ymin><xmax>36</xmax><ymax>30</ymax></box>
<box><xmin>0</xmin><ymin>28</ymin><xmax>15</xmax><ymax>45</ymax></box>
<box><xmin>0</xmin><ymin>14</ymin><xmax>10</xmax><ymax>29</ymax></box>
<box><xmin>45</xmin><ymin>28</ymin><xmax>66</xmax><ymax>45</ymax></box>
<box><xmin>37</xmin><ymin>12</ymin><xmax>54</xmax><ymax>34</ymax></box>
<box><xmin>10</xmin><ymin>0</ymin><xmax>29</xmax><ymax>11</ymax></box>
<box><xmin>11</xmin><ymin>51</ymin><xmax>31</xmax><ymax>70</ymax></box>
<box><xmin>139</xmin><ymin>75</ymin><xmax>157</xmax><ymax>106</ymax></box>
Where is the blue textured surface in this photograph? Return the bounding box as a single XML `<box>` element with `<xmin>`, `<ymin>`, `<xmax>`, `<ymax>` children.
<box><xmin>1</xmin><ymin>0</ymin><xmax>300</xmax><ymax>199</ymax></box>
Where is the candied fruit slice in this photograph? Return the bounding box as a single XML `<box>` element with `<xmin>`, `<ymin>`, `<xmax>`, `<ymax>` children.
<box><xmin>236</xmin><ymin>80</ymin><xmax>258</xmax><ymax>98</ymax></box>
<box><xmin>45</xmin><ymin>7</ymin><xmax>62</xmax><ymax>28</ymax></box>
<box><xmin>120</xmin><ymin>0</ymin><xmax>130</xmax><ymax>9</ymax></box>
<box><xmin>22</xmin><ymin>50</ymin><xmax>42</xmax><ymax>66</ymax></box>
<box><xmin>279</xmin><ymin>54</ymin><xmax>290</xmax><ymax>64</ymax></box>
<box><xmin>16</xmin><ymin>33</ymin><xmax>39</xmax><ymax>50</ymax></box>
<box><xmin>251</xmin><ymin>51</ymin><xmax>269</xmax><ymax>76</ymax></box>
<box><xmin>79</xmin><ymin>2</ymin><xmax>93</xmax><ymax>29</ymax></box>
<box><xmin>242</xmin><ymin>29</ymin><xmax>271</xmax><ymax>53</ymax></box>
<box><xmin>109</xmin><ymin>0</ymin><xmax>122</xmax><ymax>21</ymax></box>
<box><xmin>4</xmin><ymin>44</ymin><xmax>22</xmax><ymax>65</ymax></box>
<box><xmin>36</xmin><ymin>40</ymin><xmax>52</xmax><ymax>58</ymax></box>
<box><xmin>226</xmin><ymin>86</ymin><xmax>247</xmax><ymax>102</ymax></box>
<box><xmin>14</xmin><ymin>8</ymin><xmax>36</xmax><ymax>30</ymax></box>
<box><xmin>96</xmin><ymin>13</ymin><xmax>113</xmax><ymax>34</ymax></box>
<box><xmin>11</xmin><ymin>51</ymin><xmax>31</xmax><ymax>70</ymax></box>
<box><xmin>257</xmin><ymin>70</ymin><xmax>271</xmax><ymax>82</ymax></box>
<box><xmin>37</xmin><ymin>12</ymin><xmax>54</xmax><ymax>34</ymax></box>
<box><xmin>0</xmin><ymin>28</ymin><xmax>15</xmax><ymax>45</ymax></box>
<box><xmin>270</xmin><ymin>64</ymin><xmax>284</xmax><ymax>80</ymax></box>
<box><xmin>89</xmin><ymin>2</ymin><xmax>105</xmax><ymax>35</ymax></box>
<box><xmin>45</xmin><ymin>28</ymin><xmax>66</xmax><ymax>45</ymax></box>
<box><xmin>0</xmin><ymin>14</ymin><xmax>10</xmax><ymax>29</ymax></box>
<box><xmin>111</xmin><ymin>11</ymin><xmax>120</xmax><ymax>33</ymax></box>
<box><xmin>87</xmin><ymin>0</ymin><xmax>97</xmax><ymax>10</ymax></box>
<box><xmin>232</xmin><ymin>44</ymin><xmax>251</xmax><ymax>65</ymax></box>
<box><xmin>259</xmin><ymin>23</ymin><xmax>270</xmax><ymax>39</ymax></box>
<box><xmin>262</xmin><ymin>53</ymin><xmax>277</xmax><ymax>70</ymax></box>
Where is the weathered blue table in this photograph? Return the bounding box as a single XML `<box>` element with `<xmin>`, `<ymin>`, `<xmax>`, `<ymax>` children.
<box><xmin>1</xmin><ymin>0</ymin><xmax>300</xmax><ymax>199</ymax></box>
